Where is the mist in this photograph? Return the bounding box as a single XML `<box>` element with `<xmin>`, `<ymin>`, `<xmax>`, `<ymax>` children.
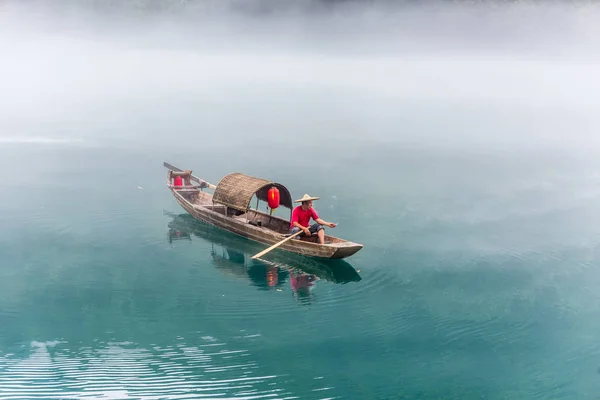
<box><xmin>1</xmin><ymin>0</ymin><xmax>600</xmax><ymax>154</ymax></box>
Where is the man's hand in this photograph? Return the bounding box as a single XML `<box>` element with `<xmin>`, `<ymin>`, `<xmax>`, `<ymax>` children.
<box><xmin>303</xmin><ymin>227</ymin><xmax>311</xmax><ymax>236</ymax></box>
<box><xmin>316</xmin><ymin>218</ymin><xmax>336</xmax><ymax>229</ymax></box>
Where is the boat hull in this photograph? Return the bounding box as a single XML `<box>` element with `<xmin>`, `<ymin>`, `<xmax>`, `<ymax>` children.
<box><xmin>170</xmin><ymin>188</ymin><xmax>363</xmax><ymax>259</ymax></box>
<box><xmin>167</xmin><ymin>212</ymin><xmax>362</xmax><ymax>284</ymax></box>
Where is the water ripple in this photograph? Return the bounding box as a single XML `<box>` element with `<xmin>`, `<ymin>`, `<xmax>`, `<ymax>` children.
<box><xmin>0</xmin><ymin>338</ymin><xmax>334</xmax><ymax>399</ymax></box>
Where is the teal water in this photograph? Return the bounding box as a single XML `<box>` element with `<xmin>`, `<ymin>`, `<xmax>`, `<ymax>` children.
<box><xmin>2</xmin><ymin>2</ymin><xmax>600</xmax><ymax>399</ymax></box>
<box><xmin>3</xmin><ymin>141</ymin><xmax>600</xmax><ymax>399</ymax></box>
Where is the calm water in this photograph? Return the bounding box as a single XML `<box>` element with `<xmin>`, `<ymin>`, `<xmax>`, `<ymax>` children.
<box><xmin>2</xmin><ymin>2</ymin><xmax>600</xmax><ymax>399</ymax></box>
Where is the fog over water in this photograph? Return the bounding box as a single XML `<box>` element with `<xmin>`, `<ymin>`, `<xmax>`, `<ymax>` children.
<box><xmin>1</xmin><ymin>0</ymin><xmax>599</xmax><ymax>153</ymax></box>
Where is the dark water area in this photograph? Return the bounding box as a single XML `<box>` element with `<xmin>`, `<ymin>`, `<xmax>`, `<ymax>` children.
<box><xmin>2</xmin><ymin>1</ymin><xmax>600</xmax><ymax>399</ymax></box>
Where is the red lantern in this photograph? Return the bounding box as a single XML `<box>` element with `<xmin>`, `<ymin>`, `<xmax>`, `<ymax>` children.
<box><xmin>267</xmin><ymin>186</ymin><xmax>280</xmax><ymax>210</ymax></box>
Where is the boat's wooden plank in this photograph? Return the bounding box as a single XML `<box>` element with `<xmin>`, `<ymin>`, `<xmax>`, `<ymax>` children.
<box><xmin>191</xmin><ymin>205</ymin><xmax>356</xmax><ymax>257</ymax></box>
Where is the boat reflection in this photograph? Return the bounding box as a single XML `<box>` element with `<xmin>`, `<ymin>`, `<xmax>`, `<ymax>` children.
<box><xmin>166</xmin><ymin>212</ymin><xmax>361</xmax><ymax>303</ymax></box>
<box><xmin>167</xmin><ymin>224</ymin><xmax>191</xmax><ymax>243</ymax></box>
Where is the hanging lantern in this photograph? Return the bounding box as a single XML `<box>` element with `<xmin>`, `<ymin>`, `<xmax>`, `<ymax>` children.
<box><xmin>267</xmin><ymin>186</ymin><xmax>280</xmax><ymax>210</ymax></box>
<box><xmin>173</xmin><ymin>175</ymin><xmax>183</xmax><ymax>188</ymax></box>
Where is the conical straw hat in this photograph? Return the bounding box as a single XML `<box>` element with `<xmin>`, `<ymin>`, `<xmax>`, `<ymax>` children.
<box><xmin>294</xmin><ymin>193</ymin><xmax>320</xmax><ymax>203</ymax></box>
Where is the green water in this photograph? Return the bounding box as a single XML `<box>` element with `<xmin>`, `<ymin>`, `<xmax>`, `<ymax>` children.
<box><xmin>3</xmin><ymin>2</ymin><xmax>600</xmax><ymax>398</ymax></box>
<box><xmin>3</xmin><ymin>140</ymin><xmax>600</xmax><ymax>399</ymax></box>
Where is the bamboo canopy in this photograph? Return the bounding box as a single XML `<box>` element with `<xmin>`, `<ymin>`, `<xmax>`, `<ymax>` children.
<box><xmin>212</xmin><ymin>172</ymin><xmax>293</xmax><ymax>212</ymax></box>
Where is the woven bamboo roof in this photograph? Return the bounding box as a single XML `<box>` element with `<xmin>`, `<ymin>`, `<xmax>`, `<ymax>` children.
<box><xmin>212</xmin><ymin>172</ymin><xmax>293</xmax><ymax>212</ymax></box>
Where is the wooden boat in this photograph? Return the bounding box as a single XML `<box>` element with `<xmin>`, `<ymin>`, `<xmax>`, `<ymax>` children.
<box><xmin>164</xmin><ymin>162</ymin><xmax>363</xmax><ymax>259</ymax></box>
<box><xmin>166</xmin><ymin>212</ymin><xmax>362</xmax><ymax>285</ymax></box>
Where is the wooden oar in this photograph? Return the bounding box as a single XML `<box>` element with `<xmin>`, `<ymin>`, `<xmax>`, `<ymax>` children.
<box><xmin>251</xmin><ymin>230</ymin><xmax>303</xmax><ymax>259</ymax></box>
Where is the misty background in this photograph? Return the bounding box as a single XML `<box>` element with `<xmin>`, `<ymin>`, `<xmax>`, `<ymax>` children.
<box><xmin>1</xmin><ymin>0</ymin><xmax>599</xmax><ymax>153</ymax></box>
<box><xmin>3</xmin><ymin>0</ymin><xmax>600</xmax><ymax>261</ymax></box>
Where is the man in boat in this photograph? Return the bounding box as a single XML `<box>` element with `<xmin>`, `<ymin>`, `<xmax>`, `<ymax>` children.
<box><xmin>289</xmin><ymin>194</ymin><xmax>336</xmax><ymax>245</ymax></box>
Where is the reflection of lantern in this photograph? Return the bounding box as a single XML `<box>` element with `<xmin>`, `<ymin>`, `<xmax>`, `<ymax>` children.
<box><xmin>266</xmin><ymin>267</ymin><xmax>278</xmax><ymax>287</ymax></box>
<box><xmin>267</xmin><ymin>186</ymin><xmax>280</xmax><ymax>210</ymax></box>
